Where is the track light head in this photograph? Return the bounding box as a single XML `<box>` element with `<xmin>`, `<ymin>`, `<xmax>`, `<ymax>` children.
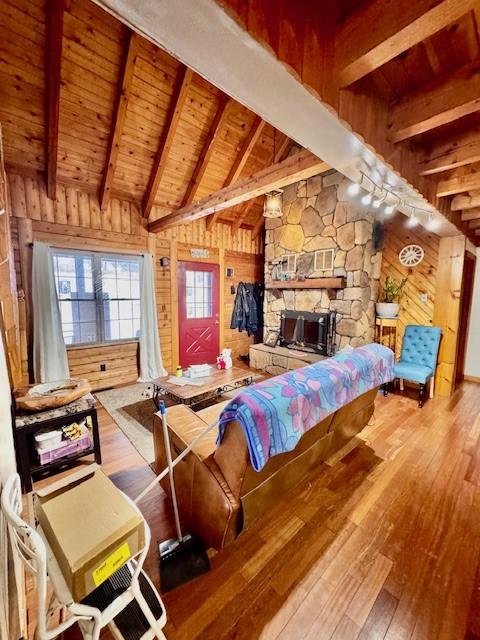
<box><xmin>361</xmin><ymin>192</ymin><xmax>373</xmax><ymax>205</ymax></box>
<box><xmin>347</xmin><ymin>182</ymin><xmax>361</xmax><ymax>196</ymax></box>
<box><xmin>426</xmin><ymin>215</ymin><xmax>440</xmax><ymax>231</ymax></box>
<box><xmin>384</xmin><ymin>204</ymin><xmax>395</xmax><ymax>215</ymax></box>
<box><xmin>407</xmin><ymin>213</ymin><xmax>419</xmax><ymax>227</ymax></box>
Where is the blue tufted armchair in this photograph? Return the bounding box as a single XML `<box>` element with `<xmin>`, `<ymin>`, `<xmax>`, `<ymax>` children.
<box><xmin>392</xmin><ymin>324</ymin><xmax>442</xmax><ymax>407</ymax></box>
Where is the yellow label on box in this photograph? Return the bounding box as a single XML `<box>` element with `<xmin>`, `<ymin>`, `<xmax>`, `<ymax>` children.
<box><xmin>92</xmin><ymin>542</ymin><xmax>131</xmax><ymax>587</ymax></box>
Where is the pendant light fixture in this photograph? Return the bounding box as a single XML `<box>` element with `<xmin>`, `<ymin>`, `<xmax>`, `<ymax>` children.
<box><xmin>263</xmin><ymin>129</ymin><xmax>283</xmax><ymax>218</ymax></box>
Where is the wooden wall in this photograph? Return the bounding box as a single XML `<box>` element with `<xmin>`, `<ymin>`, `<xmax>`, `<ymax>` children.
<box><xmin>0</xmin><ymin>136</ymin><xmax>23</xmax><ymax>387</ymax></box>
<box><xmin>8</xmin><ymin>173</ymin><xmax>263</xmax><ymax>390</ymax></box>
<box><xmin>381</xmin><ymin>216</ymin><xmax>440</xmax><ymax>358</ymax></box>
<box><xmin>223</xmin><ymin>251</ymin><xmax>264</xmax><ymax>360</ymax></box>
<box><xmin>382</xmin><ymin>216</ymin><xmax>468</xmax><ymax>397</ymax></box>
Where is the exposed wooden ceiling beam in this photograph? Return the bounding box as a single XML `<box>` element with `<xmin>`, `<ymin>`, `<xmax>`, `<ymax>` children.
<box><xmin>206</xmin><ymin>116</ymin><xmax>266</xmax><ymax>230</ymax></box>
<box><xmin>335</xmin><ymin>0</ymin><xmax>477</xmax><ymax>88</ymax></box>
<box><xmin>389</xmin><ymin>59</ymin><xmax>480</xmax><ymax>143</ymax></box>
<box><xmin>149</xmin><ymin>149</ymin><xmax>329</xmax><ymax>232</ymax></box>
<box><xmin>461</xmin><ymin>208</ymin><xmax>480</xmax><ymax>221</ymax></box>
<box><xmin>437</xmin><ymin>170</ymin><xmax>480</xmax><ymax>197</ymax></box>
<box><xmin>46</xmin><ymin>0</ymin><xmax>64</xmax><ymax>201</ymax></box>
<box><xmin>142</xmin><ymin>66</ymin><xmax>194</xmax><ymax>218</ymax></box>
<box><xmin>231</xmin><ymin>135</ymin><xmax>291</xmax><ymax>233</ymax></box>
<box><xmin>180</xmin><ymin>95</ymin><xmax>233</xmax><ymax>208</ymax></box>
<box><xmin>99</xmin><ymin>31</ymin><xmax>139</xmax><ymax>211</ymax></box>
<box><xmin>419</xmin><ymin>128</ymin><xmax>480</xmax><ymax>176</ymax></box>
<box><xmin>451</xmin><ymin>192</ymin><xmax>480</xmax><ymax>210</ymax></box>
<box><xmin>252</xmin><ymin>207</ymin><xmax>266</xmax><ymax>240</ymax></box>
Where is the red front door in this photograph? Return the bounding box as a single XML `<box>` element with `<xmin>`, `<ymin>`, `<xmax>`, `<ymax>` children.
<box><xmin>178</xmin><ymin>261</ymin><xmax>220</xmax><ymax>367</ymax></box>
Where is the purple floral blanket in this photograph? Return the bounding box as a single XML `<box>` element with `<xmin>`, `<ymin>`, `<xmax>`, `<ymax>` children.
<box><xmin>218</xmin><ymin>343</ymin><xmax>394</xmax><ymax>471</ymax></box>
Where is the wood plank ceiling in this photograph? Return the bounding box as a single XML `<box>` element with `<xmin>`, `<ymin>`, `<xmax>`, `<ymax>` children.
<box><xmin>198</xmin><ymin>0</ymin><xmax>480</xmax><ymax>245</ymax></box>
<box><xmin>332</xmin><ymin>0</ymin><xmax>480</xmax><ymax>243</ymax></box>
<box><xmin>3</xmin><ymin>0</ymin><xmax>480</xmax><ymax>242</ymax></box>
<box><xmin>0</xmin><ymin>0</ymin><xmax>292</xmax><ymax>230</ymax></box>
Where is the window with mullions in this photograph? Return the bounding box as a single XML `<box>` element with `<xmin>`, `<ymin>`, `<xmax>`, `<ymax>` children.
<box><xmin>52</xmin><ymin>250</ymin><xmax>142</xmax><ymax>346</ymax></box>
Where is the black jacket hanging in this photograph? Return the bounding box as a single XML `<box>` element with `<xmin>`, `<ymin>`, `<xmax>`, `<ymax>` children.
<box><xmin>230</xmin><ymin>282</ymin><xmax>264</xmax><ymax>338</ymax></box>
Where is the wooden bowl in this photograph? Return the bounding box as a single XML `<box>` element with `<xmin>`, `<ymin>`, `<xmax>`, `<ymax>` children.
<box><xmin>14</xmin><ymin>379</ymin><xmax>91</xmax><ymax>412</ymax></box>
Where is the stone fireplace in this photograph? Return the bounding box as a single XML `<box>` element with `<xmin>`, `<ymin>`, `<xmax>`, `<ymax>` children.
<box><xmin>263</xmin><ymin>170</ymin><xmax>382</xmax><ymax>353</ymax></box>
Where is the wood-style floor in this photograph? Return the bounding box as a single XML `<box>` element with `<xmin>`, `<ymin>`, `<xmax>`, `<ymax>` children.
<box><xmin>31</xmin><ymin>381</ymin><xmax>480</xmax><ymax>639</ymax></box>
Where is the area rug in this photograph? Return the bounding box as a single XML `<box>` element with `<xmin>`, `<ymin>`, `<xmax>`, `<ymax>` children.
<box><xmin>95</xmin><ymin>376</ymin><xmax>262</xmax><ymax>465</ymax></box>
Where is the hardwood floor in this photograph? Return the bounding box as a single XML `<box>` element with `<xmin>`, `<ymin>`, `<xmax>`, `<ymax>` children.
<box><xmin>30</xmin><ymin>381</ymin><xmax>480</xmax><ymax>639</ymax></box>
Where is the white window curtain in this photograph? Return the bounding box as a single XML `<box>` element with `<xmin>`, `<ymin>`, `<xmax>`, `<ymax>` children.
<box><xmin>32</xmin><ymin>242</ymin><xmax>69</xmax><ymax>382</ymax></box>
<box><xmin>138</xmin><ymin>253</ymin><xmax>167</xmax><ymax>381</ymax></box>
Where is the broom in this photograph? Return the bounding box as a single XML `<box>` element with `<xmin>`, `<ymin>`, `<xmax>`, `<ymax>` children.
<box><xmin>135</xmin><ymin>400</ymin><xmax>219</xmax><ymax>592</ymax></box>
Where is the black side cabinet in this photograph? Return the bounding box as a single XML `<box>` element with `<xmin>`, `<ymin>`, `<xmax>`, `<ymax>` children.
<box><xmin>13</xmin><ymin>393</ymin><xmax>101</xmax><ymax>493</ymax></box>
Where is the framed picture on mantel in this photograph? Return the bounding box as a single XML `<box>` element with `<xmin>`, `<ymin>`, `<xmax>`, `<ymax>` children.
<box><xmin>264</xmin><ymin>330</ymin><xmax>279</xmax><ymax>347</ymax></box>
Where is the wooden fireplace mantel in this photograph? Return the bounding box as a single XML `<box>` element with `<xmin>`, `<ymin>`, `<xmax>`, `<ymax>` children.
<box><xmin>265</xmin><ymin>277</ymin><xmax>345</xmax><ymax>290</ymax></box>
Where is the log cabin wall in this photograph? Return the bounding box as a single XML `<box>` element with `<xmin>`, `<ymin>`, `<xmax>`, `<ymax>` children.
<box><xmin>380</xmin><ymin>216</ymin><xmax>440</xmax><ymax>359</ymax></box>
<box><xmin>8</xmin><ymin>173</ymin><xmax>263</xmax><ymax>390</ymax></box>
<box><xmin>382</xmin><ymin>217</ymin><xmax>468</xmax><ymax>397</ymax></box>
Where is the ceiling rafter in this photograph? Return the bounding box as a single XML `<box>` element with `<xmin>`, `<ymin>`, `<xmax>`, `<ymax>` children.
<box><xmin>438</xmin><ymin>169</ymin><xmax>480</xmax><ymax>197</ymax></box>
<box><xmin>142</xmin><ymin>65</ymin><xmax>194</xmax><ymax>219</ymax></box>
<box><xmin>419</xmin><ymin>127</ymin><xmax>480</xmax><ymax>175</ymax></box>
<box><xmin>252</xmin><ymin>206</ymin><xmax>267</xmax><ymax>240</ymax></box>
<box><xmin>232</xmin><ymin>135</ymin><xmax>292</xmax><ymax>233</ymax></box>
<box><xmin>205</xmin><ymin>115</ymin><xmax>266</xmax><ymax>231</ymax></box>
<box><xmin>461</xmin><ymin>208</ymin><xmax>480</xmax><ymax>221</ymax></box>
<box><xmin>99</xmin><ymin>31</ymin><xmax>140</xmax><ymax>211</ymax></box>
<box><xmin>180</xmin><ymin>95</ymin><xmax>233</xmax><ymax>208</ymax></box>
<box><xmin>149</xmin><ymin>149</ymin><xmax>329</xmax><ymax>232</ymax></box>
<box><xmin>452</xmin><ymin>192</ymin><xmax>480</xmax><ymax>210</ymax></box>
<box><xmin>46</xmin><ymin>0</ymin><xmax>64</xmax><ymax>201</ymax></box>
<box><xmin>389</xmin><ymin>58</ymin><xmax>480</xmax><ymax>143</ymax></box>
<box><xmin>335</xmin><ymin>0</ymin><xmax>478</xmax><ymax>88</ymax></box>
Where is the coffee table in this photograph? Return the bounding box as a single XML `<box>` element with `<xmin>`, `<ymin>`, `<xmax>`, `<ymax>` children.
<box><xmin>151</xmin><ymin>367</ymin><xmax>255</xmax><ymax>410</ymax></box>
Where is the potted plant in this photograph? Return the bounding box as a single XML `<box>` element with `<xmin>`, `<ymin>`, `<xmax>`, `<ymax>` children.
<box><xmin>376</xmin><ymin>275</ymin><xmax>408</xmax><ymax>318</ymax></box>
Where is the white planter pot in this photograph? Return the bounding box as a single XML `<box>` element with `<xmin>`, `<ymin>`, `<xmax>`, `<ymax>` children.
<box><xmin>376</xmin><ymin>302</ymin><xmax>400</xmax><ymax>318</ymax></box>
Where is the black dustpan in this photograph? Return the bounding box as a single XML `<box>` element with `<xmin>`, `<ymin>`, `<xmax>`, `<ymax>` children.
<box><xmin>159</xmin><ymin>534</ymin><xmax>210</xmax><ymax>592</ymax></box>
<box><xmin>157</xmin><ymin>400</ymin><xmax>210</xmax><ymax>592</ymax></box>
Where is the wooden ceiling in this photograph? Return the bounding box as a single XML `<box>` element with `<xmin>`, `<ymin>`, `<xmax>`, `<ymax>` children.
<box><xmin>347</xmin><ymin>2</ymin><xmax>480</xmax><ymax>242</ymax></box>
<box><xmin>3</xmin><ymin>0</ymin><xmax>480</xmax><ymax>241</ymax></box>
<box><xmin>203</xmin><ymin>0</ymin><xmax>480</xmax><ymax>245</ymax></box>
<box><xmin>0</xmin><ymin>0</ymin><xmax>293</xmax><ymax>230</ymax></box>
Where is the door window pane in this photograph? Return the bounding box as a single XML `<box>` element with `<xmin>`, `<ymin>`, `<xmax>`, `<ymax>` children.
<box><xmin>185</xmin><ymin>270</ymin><xmax>213</xmax><ymax>318</ymax></box>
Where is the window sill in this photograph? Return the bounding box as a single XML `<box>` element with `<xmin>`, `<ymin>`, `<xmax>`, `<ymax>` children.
<box><xmin>66</xmin><ymin>340</ymin><xmax>139</xmax><ymax>352</ymax></box>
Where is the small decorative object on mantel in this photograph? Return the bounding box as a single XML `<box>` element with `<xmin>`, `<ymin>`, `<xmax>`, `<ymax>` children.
<box><xmin>14</xmin><ymin>379</ymin><xmax>91</xmax><ymax>412</ymax></box>
<box><xmin>264</xmin><ymin>330</ymin><xmax>279</xmax><ymax>347</ymax></box>
<box><xmin>399</xmin><ymin>244</ymin><xmax>424</xmax><ymax>267</ymax></box>
<box><xmin>376</xmin><ymin>275</ymin><xmax>408</xmax><ymax>318</ymax></box>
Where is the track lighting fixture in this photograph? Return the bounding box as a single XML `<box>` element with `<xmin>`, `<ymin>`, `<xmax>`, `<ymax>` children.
<box><xmin>361</xmin><ymin>192</ymin><xmax>373</xmax><ymax>205</ymax></box>
<box><xmin>347</xmin><ymin>182</ymin><xmax>361</xmax><ymax>196</ymax></box>
<box><xmin>407</xmin><ymin>211</ymin><xmax>419</xmax><ymax>227</ymax></box>
<box><xmin>426</xmin><ymin>214</ymin><xmax>439</xmax><ymax>231</ymax></box>
<box><xmin>384</xmin><ymin>203</ymin><xmax>395</xmax><ymax>215</ymax></box>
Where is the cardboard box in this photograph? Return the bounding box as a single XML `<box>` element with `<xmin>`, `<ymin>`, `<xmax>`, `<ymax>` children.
<box><xmin>35</xmin><ymin>464</ymin><xmax>145</xmax><ymax>601</ymax></box>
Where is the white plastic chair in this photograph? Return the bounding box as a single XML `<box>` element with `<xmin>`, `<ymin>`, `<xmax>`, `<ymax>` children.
<box><xmin>1</xmin><ymin>473</ymin><xmax>167</xmax><ymax>640</ymax></box>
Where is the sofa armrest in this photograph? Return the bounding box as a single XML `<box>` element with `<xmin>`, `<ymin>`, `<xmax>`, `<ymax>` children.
<box><xmin>153</xmin><ymin>408</ymin><xmax>242</xmax><ymax>549</ymax></box>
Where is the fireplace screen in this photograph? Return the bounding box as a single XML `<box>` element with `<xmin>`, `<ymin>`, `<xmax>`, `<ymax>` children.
<box><xmin>279</xmin><ymin>310</ymin><xmax>336</xmax><ymax>356</ymax></box>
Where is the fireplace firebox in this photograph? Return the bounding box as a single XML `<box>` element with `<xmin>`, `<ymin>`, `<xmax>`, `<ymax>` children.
<box><xmin>279</xmin><ymin>310</ymin><xmax>336</xmax><ymax>356</ymax></box>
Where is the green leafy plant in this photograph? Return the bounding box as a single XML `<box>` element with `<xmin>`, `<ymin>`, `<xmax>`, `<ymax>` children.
<box><xmin>380</xmin><ymin>275</ymin><xmax>408</xmax><ymax>303</ymax></box>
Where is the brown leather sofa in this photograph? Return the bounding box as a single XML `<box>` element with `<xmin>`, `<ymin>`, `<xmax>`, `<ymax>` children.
<box><xmin>153</xmin><ymin>388</ymin><xmax>377</xmax><ymax>550</ymax></box>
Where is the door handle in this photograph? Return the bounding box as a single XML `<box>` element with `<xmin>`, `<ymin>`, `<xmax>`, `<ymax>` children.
<box><xmin>214</xmin><ymin>320</ymin><xmax>220</xmax><ymax>325</ymax></box>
